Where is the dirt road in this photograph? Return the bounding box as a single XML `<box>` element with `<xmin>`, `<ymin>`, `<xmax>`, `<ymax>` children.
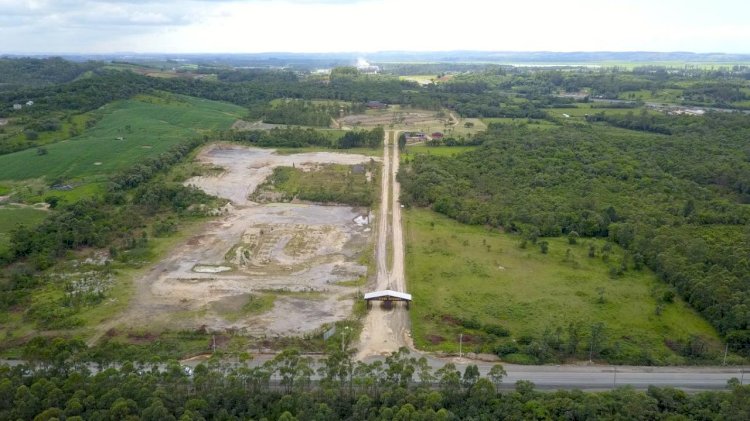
<box><xmin>357</xmin><ymin>131</ymin><xmax>411</xmax><ymax>358</ymax></box>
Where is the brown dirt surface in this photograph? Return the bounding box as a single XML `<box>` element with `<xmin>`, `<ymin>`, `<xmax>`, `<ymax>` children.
<box><xmin>93</xmin><ymin>144</ymin><xmax>378</xmax><ymax>343</ymax></box>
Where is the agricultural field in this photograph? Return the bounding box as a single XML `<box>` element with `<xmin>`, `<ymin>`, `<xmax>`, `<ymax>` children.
<box><xmin>405</xmin><ymin>209</ymin><xmax>726</xmax><ymax>365</ymax></box>
<box><xmin>0</xmin><ymin>94</ymin><xmax>245</xmax><ymax>189</ymax></box>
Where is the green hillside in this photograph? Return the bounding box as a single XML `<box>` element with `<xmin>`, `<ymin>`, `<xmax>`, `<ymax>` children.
<box><xmin>0</xmin><ymin>94</ymin><xmax>245</xmax><ymax>183</ymax></box>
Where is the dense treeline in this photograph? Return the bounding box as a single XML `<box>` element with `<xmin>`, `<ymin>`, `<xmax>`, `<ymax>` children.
<box><xmin>217</xmin><ymin>126</ymin><xmax>383</xmax><ymax>149</ymax></box>
<box><xmin>249</xmin><ymin>100</ymin><xmax>367</xmax><ymax>127</ymax></box>
<box><xmin>0</xmin><ymin>57</ymin><xmax>100</xmax><ymax>92</ymax></box>
<box><xmin>1</xmin><ymin>346</ymin><xmax>749</xmax><ymax>420</ymax></box>
<box><xmin>260</xmin><ymin>100</ymin><xmax>336</xmax><ymax>127</ymax></box>
<box><xmin>0</xmin><ymin>71</ymin><xmax>155</xmax><ymax>118</ymax></box>
<box><xmin>585</xmin><ymin>110</ymin><xmax>674</xmax><ymax>134</ymax></box>
<box><xmin>0</xmin><ymin>67</ymin><xmax>411</xmax><ymax>120</ymax></box>
<box><xmin>400</xmin><ymin>114</ymin><xmax>750</xmax><ymax>354</ymax></box>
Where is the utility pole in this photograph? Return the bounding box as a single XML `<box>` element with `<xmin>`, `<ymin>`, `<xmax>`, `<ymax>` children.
<box><xmin>723</xmin><ymin>343</ymin><xmax>728</xmax><ymax>365</ymax></box>
<box><xmin>459</xmin><ymin>333</ymin><xmax>463</xmax><ymax>358</ymax></box>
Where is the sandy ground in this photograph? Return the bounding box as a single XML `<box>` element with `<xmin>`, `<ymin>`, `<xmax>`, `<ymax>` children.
<box><xmin>188</xmin><ymin>144</ymin><xmax>377</xmax><ymax>205</ymax></box>
<box><xmin>357</xmin><ymin>131</ymin><xmax>412</xmax><ymax>358</ymax></box>
<box><xmin>95</xmin><ymin>144</ymin><xmax>378</xmax><ymax>339</ymax></box>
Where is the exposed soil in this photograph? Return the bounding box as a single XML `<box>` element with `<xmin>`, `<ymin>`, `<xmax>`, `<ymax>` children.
<box><xmin>356</xmin><ymin>131</ymin><xmax>413</xmax><ymax>358</ymax></box>
<box><xmin>94</xmin><ymin>144</ymin><xmax>377</xmax><ymax>341</ymax></box>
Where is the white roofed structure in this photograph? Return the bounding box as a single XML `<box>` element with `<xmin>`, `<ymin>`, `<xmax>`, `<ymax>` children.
<box><xmin>364</xmin><ymin>289</ymin><xmax>412</xmax><ymax>309</ymax></box>
<box><xmin>364</xmin><ymin>290</ymin><xmax>412</xmax><ymax>301</ymax></box>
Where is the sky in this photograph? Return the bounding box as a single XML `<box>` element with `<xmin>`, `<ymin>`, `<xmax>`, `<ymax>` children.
<box><xmin>1</xmin><ymin>0</ymin><xmax>749</xmax><ymax>54</ymax></box>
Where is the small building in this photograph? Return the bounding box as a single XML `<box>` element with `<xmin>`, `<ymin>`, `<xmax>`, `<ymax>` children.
<box><xmin>431</xmin><ymin>132</ymin><xmax>444</xmax><ymax>139</ymax></box>
<box><xmin>12</xmin><ymin>104</ymin><xmax>22</xmax><ymax>110</ymax></box>
<box><xmin>364</xmin><ymin>289</ymin><xmax>412</xmax><ymax>309</ymax></box>
<box><xmin>366</xmin><ymin>101</ymin><xmax>387</xmax><ymax>109</ymax></box>
<box><xmin>25</xmin><ymin>101</ymin><xmax>34</xmax><ymax>106</ymax></box>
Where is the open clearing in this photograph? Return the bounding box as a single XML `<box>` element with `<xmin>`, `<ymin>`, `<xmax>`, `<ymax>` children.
<box><xmin>405</xmin><ymin>209</ymin><xmax>722</xmax><ymax>364</ymax></box>
<box><xmin>98</xmin><ymin>144</ymin><xmax>378</xmax><ymax>337</ymax></box>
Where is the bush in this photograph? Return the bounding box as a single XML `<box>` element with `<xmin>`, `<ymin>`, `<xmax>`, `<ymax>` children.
<box><xmin>459</xmin><ymin>317</ymin><xmax>482</xmax><ymax>330</ymax></box>
<box><xmin>493</xmin><ymin>343</ymin><xmax>519</xmax><ymax>357</ymax></box>
<box><xmin>483</xmin><ymin>324</ymin><xmax>510</xmax><ymax>337</ymax></box>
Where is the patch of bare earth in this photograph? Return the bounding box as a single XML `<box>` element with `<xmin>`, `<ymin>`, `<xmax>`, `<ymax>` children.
<box><xmin>97</xmin><ymin>144</ymin><xmax>378</xmax><ymax>340</ymax></box>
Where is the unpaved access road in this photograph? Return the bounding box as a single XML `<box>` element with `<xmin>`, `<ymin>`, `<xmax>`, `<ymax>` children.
<box><xmin>357</xmin><ymin>131</ymin><xmax>412</xmax><ymax>358</ymax></box>
<box><xmin>94</xmin><ymin>144</ymin><xmax>379</xmax><ymax>341</ymax></box>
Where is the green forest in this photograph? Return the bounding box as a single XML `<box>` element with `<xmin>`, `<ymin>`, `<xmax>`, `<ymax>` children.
<box><xmin>1</xmin><ymin>345</ymin><xmax>749</xmax><ymax>421</ymax></box>
<box><xmin>399</xmin><ymin>114</ymin><xmax>750</xmax><ymax>356</ymax></box>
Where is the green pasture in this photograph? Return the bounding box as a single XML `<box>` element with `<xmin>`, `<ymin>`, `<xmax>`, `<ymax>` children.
<box><xmin>0</xmin><ymin>94</ymin><xmax>245</xmax><ymax>185</ymax></box>
<box><xmin>403</xmin><ymin>144</ymin><xmax>478</xmax><ymax>158</ymax></box>
<box><xmin>405</xmin><ymin>209</ymin><xmax>722</xmax><ymax>364</ymax></box>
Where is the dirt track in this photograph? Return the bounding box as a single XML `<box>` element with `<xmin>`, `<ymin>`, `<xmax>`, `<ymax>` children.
<box><xmin>357</xmin><ymin>131</ymin><xmax>411</xmax><ymax>358</ymax></box>
<box><xmin>94</xmin><ymin>144</ymin><xmax>378</xmax><ymax>341</ymax></box>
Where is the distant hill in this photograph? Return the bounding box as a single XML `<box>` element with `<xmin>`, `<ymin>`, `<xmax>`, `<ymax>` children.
<box><xmin>6</xmin><ymin>51</ymin><xmax>750</xmax><ymax>72</ymax></box>
<box><xmin>0</xmin><ymin>57</ymin><xmax>101</xmax><ymax>91</ymax></box>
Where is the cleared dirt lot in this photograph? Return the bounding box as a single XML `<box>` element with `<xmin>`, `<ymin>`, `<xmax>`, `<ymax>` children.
<box><xmin>101</xmin><ymin>144</ymin><xmax>377</xmax><ymax>337</ymax></box>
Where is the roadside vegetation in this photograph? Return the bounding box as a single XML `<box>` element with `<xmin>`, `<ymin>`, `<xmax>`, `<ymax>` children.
<box><xmin>2</xmin><ymin>344</ymin><xmax>750</xmax><ymax>420</ymax></box>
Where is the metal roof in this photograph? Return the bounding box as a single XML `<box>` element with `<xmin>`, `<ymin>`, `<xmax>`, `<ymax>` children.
<box><xmin>363</xmin><ymin>289</ymin><xmax>412</xmax><ymax>301</ymax></box>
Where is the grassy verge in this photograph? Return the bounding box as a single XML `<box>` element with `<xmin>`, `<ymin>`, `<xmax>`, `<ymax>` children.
<box><xmin>405</xmin><ymin>208</ymin><xmax>730</xmax><ymax>365</ymax></box>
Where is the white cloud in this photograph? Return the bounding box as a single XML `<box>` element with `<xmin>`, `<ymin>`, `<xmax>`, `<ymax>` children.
<box><xmin>0</xmin><ymin>0</ymin><xmax>748</xmax><ymax>53</ymax></box>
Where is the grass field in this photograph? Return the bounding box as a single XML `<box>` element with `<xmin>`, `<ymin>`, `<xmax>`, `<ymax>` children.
<box><xmin>405</xmin><ymin>209</ymin><xmax>724</xmax><ymax>364</ymax></box>
<box><xmin>481</xmin><ymin>117</ymin><xmax>558</xmax><ymax>129</ymax></box>
<box><xmin>403</xmin><ymin>144</ymin><xmax>478</xmax><ymax>158</ymax></box>
<box><xmin>252</xmin><ymin>163</ymin><xmax>378</xmax><ymax>206</ymax></box>
<box><xmin>274</xmin><ymin>145</ymin><xmax>383</xmax><ymax>157</ymax></box>
<box><xmin>399</xmin><ymin>75</ymin><xmax>437</xmax><ymax>85</ymax></box>
<box><xmin>0</xmin><ymin>206</ymin><xmax>48</xmax><ymax>252</ymax></box>
<box><xmin>0</xmin><ymin>94</ymin><xmax>245</xmax><ymax>185</ymax></box>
